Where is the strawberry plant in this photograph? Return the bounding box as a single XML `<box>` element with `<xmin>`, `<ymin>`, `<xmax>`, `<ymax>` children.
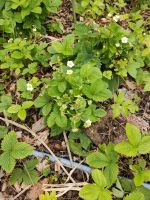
<box><xmin>9</xmin><ymin>159</ymin><xmax>39</xmax><ymax>185</ymax></box>
<box><xmin>111</xmin><ymin>91</ymin><xmax>138</xmax><ymax>118</ymax></box>
<box><xmin>115</xmin><ymin>123</ymin><xmax>150</xmax><ymax>157</ymax></box>
<box><xmin>7</xmin><ymin>101</ymin><xmax>34</xmax><ymax>121</ymax></box>
<box><xmin>79</xmin><ymin>169</ymin><xmax>112</xmax><ymax>200</ymax></box>
<box><xmin>39</xmin><ymin>191</ymin><xmax>57</xmax><ymax>200</ymax></box>
<box><xmin>86</xmin><ymin>143</ymin><xmax>119</xmax><ymax>187</ymax></box>
<box><xmin>0</xmin><ymin>131</ymin><xmax>33</xmax><ymax>173</ymax></box>
<box><xmin>0</xmin><ymin>0</ymin><xmax>62</xmax><ymax>33</ymax></box>
<box><xmin>34</xmin><ymin>62</ymin><xmax>111</xmax><ymax>134</ymax></box>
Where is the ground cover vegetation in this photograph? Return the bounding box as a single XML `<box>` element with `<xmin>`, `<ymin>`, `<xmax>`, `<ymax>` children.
<box><xmin>0</xmin><ymin>0</ymin><xmax>150</xmax><ymax>199</ymax></box>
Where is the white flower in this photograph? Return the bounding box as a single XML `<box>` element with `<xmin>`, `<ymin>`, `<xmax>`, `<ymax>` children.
<box><xmin>84</xmin><ymin>119</ymin><xmax>92</xmax><ymax>128</ymax></box>
<box><xmin>66</xmin><ymin>70</ymin><xmax>73</xmax><ymax>75</ymax></box>
<box><xmin>115</xmin><ymin>43</ymin><xmax>120</xmax><ymax>47</ymax></box>
<box><xmin>67</xmin><ymin>61</ymin><xmax>74</xmax><ymax>68</ymax></box>
<box><xmin>113</xmin><ymin>15</ymin><xmax>120</xmax><ymax>22</ymax></box>
<box><xmin>72</xmin><ymin>128</ymin><xmax>79</xmax><ymax>132</ymax></box>
<box><xmin>32</xmin><ymin>27</ymin><xmax>37</xmax><ymax>32</ymax></box>
<box><xmin>108</xmin><ymin>13</ymin><xmax>112</xmax><ymax>17</ymax></box>
<box><xmin>26</xmin><ymin>83</ymin><xmax>33</xmax><ymax>91</ymax></box>
<box><xmin>121</xmin><ymin>37</ymin><xmax>128</xmax><ymax>43</ymax></box>
<box><xmin>8</xmin><ymin>38</ymin><xmax>13</xmax><ymax>43</ymax></box>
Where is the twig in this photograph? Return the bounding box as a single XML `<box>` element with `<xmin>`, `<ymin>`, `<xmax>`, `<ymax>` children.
<box><xmin>43</xmin><ymin>182</ymin><xmax>87</xmax><ymax>188</ymax></box>
<box><xmin>44</xmin><ymin>187</ymin><xmax>81</xmax><ymax>192</ymax></box>
<box><xmin>41</xmin><ymin>35</ymin><xmax>62</xmax><ymax>41</ymax></box>
<box><xmin>65</xmin><ymin>160</ymin><xmax>84</xmax><ymax>183</ymax></box>
<box><xmin>0</xmin><ymin>117</ymin><xmax>75</xmax><ymax>183</ymax></box>
<box><xmin>12</xmin><ymin>185</ymin><xmax>31</xmax><ymax>200</ymax></box>
<box><xmin>63</xmin><ymin>131</ymin><xmax>73</xmax><ymax>168</ymax></box>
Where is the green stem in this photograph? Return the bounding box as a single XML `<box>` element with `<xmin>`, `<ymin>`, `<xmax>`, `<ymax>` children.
<box><xmin>71</xmin><ymin>0</ymin><xmax>77</xmax><ymax>23</ymax></box>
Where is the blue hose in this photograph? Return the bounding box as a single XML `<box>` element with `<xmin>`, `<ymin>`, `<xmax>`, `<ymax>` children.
<box><xmin>32</xmin><ymin>150</ymin><xmax>150</xmax><ymax>190</ymax></box>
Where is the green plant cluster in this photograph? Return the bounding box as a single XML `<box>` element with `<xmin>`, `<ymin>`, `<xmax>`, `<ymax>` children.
<box><xmin>80</xmin><ymin>123</ymin><xmax>150</xmax><ymax>200</ymax></box>
<box><xmin>0</xmin><ymin>0</ymin><xmax>150</xmax><ymax>199</ymax></box>
<box><xmin>0</xmin><ymin>0</ymin><xmax>62</xmax><ymax>33</ymax></box>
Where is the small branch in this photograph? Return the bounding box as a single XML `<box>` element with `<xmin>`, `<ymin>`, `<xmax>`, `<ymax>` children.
<box><xmin>0</xmin><ymin>117</ymin><xmax>75</xmax><ymax>183</ymax></box>
<box><xmin>63</xmin><ymin>131</ymin><xmax>73</xmax><ymax>168</ymax></box>
<box><xmin>12</xmin><ymin>185</ymin><xmax>31</xmax><ymax>200</ymax></box>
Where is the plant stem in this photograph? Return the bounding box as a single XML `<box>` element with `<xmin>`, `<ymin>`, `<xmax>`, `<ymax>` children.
<box><xmin>71</xmin><ymin>0</ymin><xmax>77</xmax><ymax>23</ymax></box>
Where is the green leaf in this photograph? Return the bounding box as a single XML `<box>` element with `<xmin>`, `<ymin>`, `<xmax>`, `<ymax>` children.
<box><xmin>17</xmin><ymin>79</ymin><xmax>27</xmax><ymax>91</ymax></box>
<box><xmin>104</xmin><ymin>163</ymin><xmax>119</xmax><ymax>187</ymax></box>
<box><xmin>34</xmin><ymin>95</ymin><xmax>51</xmax><ymax>108</ymax></box>
<box><xmin>42</xmin><ymin>103</ymin><xmax>52</xmax><ymax>116</ymax></box>
<box><xmin>123</xmin><ymin>191</ymin><xmax>144</xmax><ymax>200</ymax></box>
<box><xmin>47</xmin><ymin>113</ymin><xmax>56</xmax><ymax>128</ymax></box>
<box><xmin>83</xmin><ymin>80</ymin><xmax>112</xmax><ymax>102</ymax></box>
<box><xmin>1</xmin><ymin>131</ymin><xmax>17</xmax><ymax>151</ymax></box>
<box><xmin>11</xmin><ymin>51</ymin><xmax>24</xmax><ymax>59</ymax></box>
<box><xmin>93</xmin><ymin>108</ymin><xmax>106</xmax><ymax>118</ymax></box>
<box><xmin>126</xmin><ymin>123</ymin><xmax>141</xmax><ymax>146</ymax></box>
<box><xmin>0</xmin><ymin>152</ymin><xmax>16</xmax><ymax>173</ymax></box>
<box><xmin>0</xmin><ymin>126</ymin><xmax>8</xmax><ymax>139</ymax></box>
<box><xmin>43</xmin><ymin>0</ymin><xmax>62</xmax><ymax>13</ymax></box>
<box><xmin>50</xmin><ymin>125</ymin><xmax>63</xmax><ymax>136</ymax></box>
<box><xmin>134</xmin><ymin>173</ymin><xmax>145</xmax><ymax>186</ymax></box>
<box><xmin>39</xmin><ymin>191</ymin><xmax>57</xmax><ymax>200</ymax></box>
<box><xmin>115</xmin><ymin>142</ymin><xmax>138</xmax><ymax>157</ymax></box>
<box><xmin>98</xmin><ymin>189</ymin><xmax>112</xmax><ymax>200</ymax></box>
<box><xmin>7</xmin><ymin>104</ymin><xmax>21</xmax><ymax>113</ymax></box>
<box><xmin>22</xmin><ymin>101</ymin><xmax>34</xmax><ymax>109</ymax></box>
<box><xmin>55</xmin><ymin>114</ymin><xmax>67</xmax><ymax>128</ymax></box>
<box><xmin>58</xmin><ymin>81</ymin><xmax>67</xmax><ymax>93</ymax></box>
<box><xmin>9</xmin><ymin>168</ymin><xmax>23</xmax><ymax>184</ymax></box>
<box><xmin>86</xmin><ymin>152</ymin><xmax>108</xmax><ymax>168</ymax></box>
<box><xmin>79</xmin><ymin>184</ymin><xmax>100</xmax><ymax>200</ymax></box>
<box><xmin>92</xmin><ymin>169</ymin><xmax>107</xmax><ymax>188</ymax></box>
<box><xmin>31</xmin><ymin>6</ymin><xmax>42</xmax><ymax>14</ymax></box>
<box><xmin>22</xmin><ymin>168</ymin><xmax>39</xmax><ymax>185</ymax></box>
<box><xmin>18</xmin><ymin>108</ymin><xmax>26</xmax><ymax>121</ymax></box>
<box><xmin>12</xmin><ymin>142</ymin><xmax>33</xmax><ymax>159</ymax></box>
<box><xmin>138</xmin><ymin>136</ymin><xmax>150</xmax><ymax>154</ymax></box>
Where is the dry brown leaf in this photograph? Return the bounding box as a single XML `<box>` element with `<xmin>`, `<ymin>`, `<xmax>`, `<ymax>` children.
<box><xmin>36</xmin><ymin>159</ymin><xmax>49</xmax><ymax>173</ymax></box>
<box><xmin>125</xmin><ymin>80</ymin><xmax>136</xmax><ymax>90</ymax></box>
<box><xmin>27</xmin><ymin>178</ymin><xmax>49</xmax><ymax>200</ymax></box>
<box><xmin>55</xmin><ymin>162</ymin><xmax>61</xmax><ymax>172</ymax></box>
<box><xmin>34</xmin><ymin>130</ymin><xmax>49</xmax><ymax>146</ymax></box>
<box><xmin>127</xmin><ymin>115</ymin><xmax>149</xmax><ymax>132</ymax></box>
<box><xmin>14</xmin><ymin>182</ymin><xmax>21</xmax><ymax>193</ymax></box>
<box><xmin>32</xmin><ymin>118</ymin><xmax>46</xmax><ymax>133</ymax></box>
